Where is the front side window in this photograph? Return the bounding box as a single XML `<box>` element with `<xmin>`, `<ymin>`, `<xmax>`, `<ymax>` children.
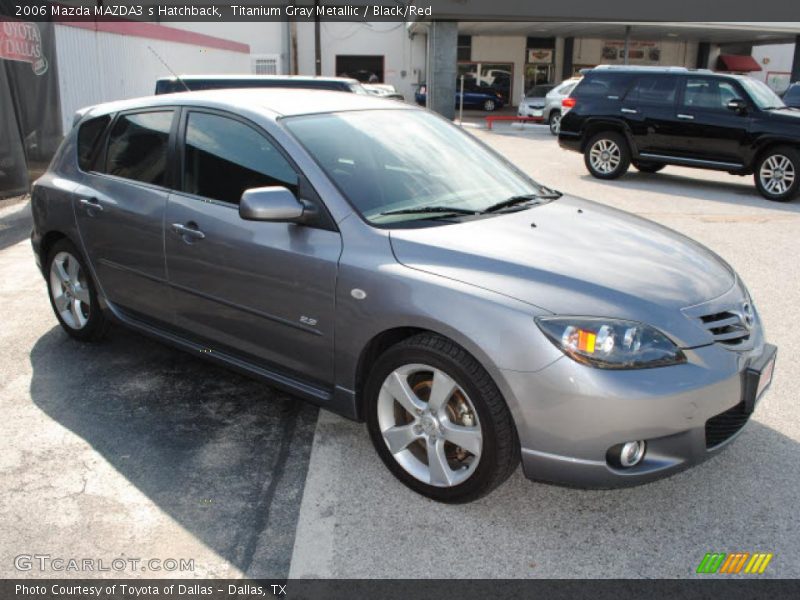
<box><xmin>625</xmin><ymin>76</ymin><xmax>678</xmax><ymax>106</ymax></box>
<box><xmin>284</xmin><ymin>109</ymin><xmax>547</xmax><ymax>226</ymax></box>
<box><xmin>183</xmin><ymin>112</ymin><xmax>298</xmax><ymax>204</ymax></box>
<box><xmin>105</xmin><ymin>111</ymin><xmax>173</xmax><ymax>186</ymax></box>
<box><xmin>77</xmin><ymin>115</ymin><xmax>110</xmax><ymax>171</ymax></box>
<box><xmin>682</xmin><ymin>78</ymin><xmax>744</xmax><ymax>110</ymax></box>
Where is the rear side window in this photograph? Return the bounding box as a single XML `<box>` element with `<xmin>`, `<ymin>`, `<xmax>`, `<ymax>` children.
<box><xmin>573</xmin><ymin>73</ymin><xmax>634</xmax><ymax>100</ymax></box>
<box><xmin>77</xmin><ymin>115</ymin><xmax>110</xmax><ymax>171</ymax></box>
<box><xmin>625</xmin><ymin>76</ymin><xmax>678</xmax><ymax>106</ymax></box>
<box><xmin>182</xmin><ymin>112</ymin><xmax>298</xmax><ymax>204</ymax></box>
<box><xmin>105</xmin><ymin>111</ymin><xmax>174</xmax><ymax>186</ymax></box>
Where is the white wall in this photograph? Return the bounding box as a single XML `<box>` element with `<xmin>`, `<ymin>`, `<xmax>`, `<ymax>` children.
<box><xmin>54</xmin><ymin>24</ymin><xmax>250</xmax><ymax>134</ymax></box>
<box><xmin>296</xmin><ymin>22</ymin><xmax>426</xmax><ymax>101</ymax></box>
<box><xmin>471</xmin><ymin>35</ymin><xmax>526</xmax><ymax>105</ymax></box>
<box><xmin>750</xmin><ymin>43</ymin><xmax>795</xmax><ymax>91</ymax></box>
<box><xmin>171</xmin><ymin>22</ymin><xmax>286</xmax><ymax>72</ymax></box>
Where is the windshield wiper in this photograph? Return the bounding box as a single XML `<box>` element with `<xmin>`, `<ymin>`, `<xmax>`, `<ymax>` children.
<box><xmin>380</xmin><ymin>206</ymin><xmax>477</xmax><ymax>217</ymax></box>
<box><xmin>481</xmin><ymin>192</ymin><xmax>560</xmax><ymax>214</ymax></box>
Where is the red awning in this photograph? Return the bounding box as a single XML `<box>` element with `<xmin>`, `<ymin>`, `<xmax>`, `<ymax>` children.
<box><xmin>717</xmin><ymin>55</ymin><xmax>762</xmax><ymax>73</ymax></box>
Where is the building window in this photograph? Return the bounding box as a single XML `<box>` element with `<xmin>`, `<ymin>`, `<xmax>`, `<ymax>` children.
<box><xmin>457</xmin><ymin>35</ymin><xmax>472</xmax><ymax>62</ymax></box>
<box><xmin>252</xmin><ymin>54</ymin><xmax>279</xmax><ymax>75</ymax></box>
<box><xmin>335</xmin><ymin>55</ymin><xmax>384</xmax><ymax>83</ymax></box>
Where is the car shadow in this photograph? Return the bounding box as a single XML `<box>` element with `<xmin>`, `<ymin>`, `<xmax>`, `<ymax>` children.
<box><xmin>580</xmin><ymin>172</ymin><xmax>800</xmax><ymax>214</ymax></box>
<box><xmin>28</xmin><ymin>325</ymin><xmax>319</xmax><ymax>578</ymax></box>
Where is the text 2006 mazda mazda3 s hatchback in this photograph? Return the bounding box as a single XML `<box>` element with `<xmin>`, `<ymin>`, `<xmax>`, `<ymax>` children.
<box><xmin>31</xmin><ymin>89</ymin><xmax>777</xmax><ymax>502</ymax></box>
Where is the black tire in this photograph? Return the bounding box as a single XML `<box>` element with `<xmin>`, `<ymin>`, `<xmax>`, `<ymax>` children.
<box><xmin>365</xmin><ymin>333</ymin><xmax>519</xmax><ymax>503</ymax></box>
<box><xmin>754</xmin><ymin>146</ymin><xmax>800</xmax><ymax>202</ymax></box>
<box><xmin>633</xmin><ymin>161</ymin><xmax>665</xmax><ymax>174</ymax></box>
<box><xmin>548</xmin><ymin>110</ymin><xmax>562</xmax><ymax>136</ymax></box>
<box><xmin>483</xmin><ymin>99</ymin><xmax>497</xmax><ymax>112</ymax></box>
<box><xmin>584</xmin><ymin>131</ymin><xmax>631</xmax><ymax>180</ymax></box>
<box><xmin>45</xmin><ymin>238</ymin><xmax>110</xmax><ymax>342</ymax></box>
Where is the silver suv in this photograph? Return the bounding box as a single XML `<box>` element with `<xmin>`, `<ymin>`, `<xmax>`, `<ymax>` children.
<box><xmin>32</xmin><ymin>89</ymin><xmax>776</xmax><ymax>503</ymax></box>
<box><xmin>518</xmin><ymin>77</ymin><xmax>581</xmax><ymax>135</ymax></box>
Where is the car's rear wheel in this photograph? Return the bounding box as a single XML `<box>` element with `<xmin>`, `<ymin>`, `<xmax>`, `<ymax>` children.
<box><xmin>584</xmin><ymin>132</ymin><xmax>631</xmax><ymax>180</ymax></box>
<box><xmin>633</xmin><ymin>161</ymin><xmax>665</xmax><ymax>174</ymax></box>
<box><xmin>483</xmin><ymin>99</ymin><xmax>497</xmax><ymax>112</ymax></box>
<box><xmin>548</xmin><ymin>111</ymin><xmax>562</xmax><ymax>135</ymax></box>
<box><xmin>46</xmin><ymin>239</ymin><xmax>109</xmax><ymax>341</ymax></box>
<box><xmin>754</xmin><ymin>146</ymin><xmax>800</xmax><ymax>202</ymax></box>
<box><xmin>365</xmin><ymin>333</ymin><xmax>519</xmax><ymax>503</ymax></box>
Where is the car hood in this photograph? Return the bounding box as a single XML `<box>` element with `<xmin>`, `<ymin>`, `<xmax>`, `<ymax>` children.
<box><xmin>389</xmin><ymin>196</ymin><xmax>737</xmax><ymax>347</ymax></box>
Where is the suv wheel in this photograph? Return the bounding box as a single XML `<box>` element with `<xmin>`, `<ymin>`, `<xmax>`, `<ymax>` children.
<box><xmin>584</xmin><ymin>132</ymin><xmax>631</xmax><ymax>179</ymax></box>
<box><xmin>365</xmin><ymin>333</ymin><xmax>519</xmax><ymax>503</ymax></box>
<box><xmin>633</xmin><ymin>161</ymin><xmax>665</xmax><ymax>174</ymax></box>
<box><xmin>755</xmin><ymin>147</ymin><xmax>800</xmax><ymax>202</ymax></box>
<box><xmin>548</xmin><ymin>111</ymin><xmax>562</xmax><ymax>136</ymax></box>
<box><xmin>46</xmin><ymin>239</ymin><xmax>109</xmax><ymax>342</ymax></box>
<box><xmin>483</xmin><ymin>99</ymin><xmax>497</xmax><ymax>112</ymax></box>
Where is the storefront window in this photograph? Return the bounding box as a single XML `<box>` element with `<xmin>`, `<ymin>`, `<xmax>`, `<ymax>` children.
<box><xmin>457</xmin><ymin>62</ymin><xmax>513</xmax><ymax>103</ymax></box>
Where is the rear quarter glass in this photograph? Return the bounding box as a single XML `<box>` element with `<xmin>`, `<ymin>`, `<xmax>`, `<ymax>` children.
<box><xmin>574</xmin><ymin>72</ymin><xmax>636</xmax><ymax>100</ymax></box>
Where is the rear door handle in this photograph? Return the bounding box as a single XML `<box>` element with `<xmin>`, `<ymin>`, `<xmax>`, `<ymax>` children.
<box><xmin>171</xmin><ymin>222</ymin><xmax>206</xmax><ymax>241</ymax></box>
<box><xmin>620</xmin><ymin>108</ymin><xmax>638</xmax><ymax>114</ymax></box>
<box><xmin>79</xmin><ymin>197</ymin><xmax>103</xmax><ymax>213</ymax></box>
<box><xmin>677</xmin><ymin>113</ymin><xmax>695</xmax><ymax>120</ymax></box>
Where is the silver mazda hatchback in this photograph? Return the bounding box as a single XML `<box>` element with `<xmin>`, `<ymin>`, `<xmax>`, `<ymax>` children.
<box><xmin>31</xmin><ymin>89</ymin><xmax>776</xmax><ymax>502</ymax></box>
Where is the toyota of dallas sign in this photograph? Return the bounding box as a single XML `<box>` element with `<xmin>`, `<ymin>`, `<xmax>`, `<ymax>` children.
<box><xmin>0</xmin><ymin>20</ymin><xmax>47</xmax><ymax>75</ymax></box>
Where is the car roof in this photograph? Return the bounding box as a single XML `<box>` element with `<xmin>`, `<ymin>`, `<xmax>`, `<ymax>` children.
<box><xmin>80</xmin><ymin>88</ymin><xmax>413</xmax><ymax>122</ymax></box>
<box><xmin>585</xmin><ymin>65</ymin><xmax>714</xmax><ymax>75</ymax></box>
<box><xmin>156</xmin><ymin>74</ymin><xmax>361</xmax><ymax>85</ymax></box>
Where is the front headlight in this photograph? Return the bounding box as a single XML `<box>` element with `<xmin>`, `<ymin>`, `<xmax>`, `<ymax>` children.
<box><xmin>535</xmin><ymin>317</ymin><xmax>686</xmax><ymax>369</ymax></box>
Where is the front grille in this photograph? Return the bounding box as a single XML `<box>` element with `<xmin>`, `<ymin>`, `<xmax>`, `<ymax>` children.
<box><xmin>698</xmin><ymin>310</ymin><xmax>750</xmax><ymax>346</ymax></box>
<box><xmin>705</xmin><ymin>402</ymin><xmax>751</xmax><ymax>448</ymax></box>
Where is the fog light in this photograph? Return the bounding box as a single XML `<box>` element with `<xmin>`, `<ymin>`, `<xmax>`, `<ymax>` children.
<box><xmin>619</xmin><ymin>440</ymin><xmax>646</xmax><ymax>467</ymax></box>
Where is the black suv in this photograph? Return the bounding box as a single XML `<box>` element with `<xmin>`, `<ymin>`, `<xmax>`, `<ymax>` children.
<box><xmin>559</xmin><ymin>66</ymin><xmax>800</xmax><ymax>201</ymax></box>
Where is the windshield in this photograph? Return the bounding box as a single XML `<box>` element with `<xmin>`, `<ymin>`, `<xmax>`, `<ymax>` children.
<box><xmin>739</xmin><ymin>77</ymin><xmax>785</xmax><ymax>109</ymax></box>
<box><xmin>349</xmin><ymin>83</ymin><xmax>370</xmax><ymax>95</ymax></box>
<box><xmin>284</xmin><ymin>109</ymin><xmax>546</xmax><ymax>226</ymax></box>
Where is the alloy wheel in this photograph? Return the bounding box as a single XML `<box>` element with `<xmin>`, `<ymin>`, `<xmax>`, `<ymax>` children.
<box><xmin>759</xmin><ymin>154</ymin><xmax>795</xmax><ymax>196</ymax></box>
<box><xmin>589</xmin><ymin>139</ymin><xmax>622</xmax><ymax>174</ymax></box>
<box><xmin>377</xmin><ymin>363</ymin><xmax>483</xmax><ymax>488</ymax></box>
<box><xmin>49</xmin><ymin>251</ymin><xmax>91</xmax><ymax>329</ymax></box>
<box><xmin>550</xmin><ymin>113</ymin><xmax>562</xmax><ymax>135</ymax></box>
<box><xmin>484</xmin><ymin>99</ymin><xmax>496</xmax><ymax>111</ymax></box>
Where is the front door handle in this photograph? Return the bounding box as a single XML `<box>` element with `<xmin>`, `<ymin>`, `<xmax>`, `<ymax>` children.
<box><xmin>677</xmin><ymin>113</ymin><xmax>695</xmax><ymax>120</ymax></box>
<box><xmin>620</xmin><ymin>107</ymin><xmax>638</xmax><ymax>114</ymax></box>
<box><xmin>171</xmin><ymin>222</ymin><xmax>206</xmax><ymax>242</ymax></box>
<box><xmin>79</xmin><ymin>197</ymin><xmax>103</xmax><ymax>215</ymax></box>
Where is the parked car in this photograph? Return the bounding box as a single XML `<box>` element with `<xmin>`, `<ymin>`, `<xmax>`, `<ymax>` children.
<box><xmin>32</xmin><ymin>89</ymin><xmax>776</xmax><ymax>502</ymax></box>
<box><xmin>362</xmin><ymin>83</ymin><xmax>405</xmax><ymax>102</ymax></box>
<box><xmin>415</xmin><ymin>80</ymin><xmax>505</xmax><ymax>111</ymax></box>
<box><xmin>518</xmin><ymin>78</ymin><xmax>582</xmax><ymax>134</ymax></box>
<box><xmin>559</xmin><ymin>65</ymin><xmax>800</xmax><ymax>201</ymax></box>
<box><xmin>155</xmin><ymin>74</ymin><xmax>368</xmax><ymax>95</ymax></box>
<box><xmin>782</xmin><ymin>82</ymin><xmax>800</xmax><ymax>108</ymax></box>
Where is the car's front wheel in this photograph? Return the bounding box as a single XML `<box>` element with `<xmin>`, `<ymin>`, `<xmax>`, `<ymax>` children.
<box><xmin>548</xmin><ymin>111</ymin><xmax>562</xmax><ymax>135</ymax></box>
<box><xmin>365</xmin><ymin>334</ymin><xmax>519</xmax><ymax>503</ymax></box>
<box><xmin>46</xmin><ymin>238</ymin><xmax>109</xmax><ymax>342</ymax></box>
<box><xmin>584</xmin><ymin>131</ymin><xmax>631</xmax><ymax>179</ymax></box>
<box><xmin>754</xmin><ymin>146</ymin><xmax>800</xmax><ymax>202</ymax></box>
<box><xmin>483</xmin><ymin>99</ymin><xmax>497</xmax><ymax>112</ymax></box>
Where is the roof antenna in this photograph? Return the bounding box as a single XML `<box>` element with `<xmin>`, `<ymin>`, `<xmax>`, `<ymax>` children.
<box><xmin>148</xmin><ymin>45</ymin><xmax>191</xmax><ymax>92</ymax></box>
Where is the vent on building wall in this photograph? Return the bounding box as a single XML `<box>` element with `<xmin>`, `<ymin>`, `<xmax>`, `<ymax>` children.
<box><xmin>252</xmin><ymin>55</ymin><xmax>279</xmax><ymax>75</ymax></box>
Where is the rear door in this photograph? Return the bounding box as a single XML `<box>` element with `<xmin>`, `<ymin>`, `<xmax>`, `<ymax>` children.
<box><xmin>671</xmin><ymin>76</ymin><xmax>752</xmax><ymax>164</ymax></box>
<box><xmin>74</xmin><ymin>109</ymin><xmax>176</xmax><ymax>324</ymax></box>
<box><xmin>165</xmin><ymin>109</ymin><xmax>342</xmax><ymax>384</ymax></box>
<box><xmin>618</xmin><ymin>74</ymin><xmax>681</xmax><ymax>156</ymax></box>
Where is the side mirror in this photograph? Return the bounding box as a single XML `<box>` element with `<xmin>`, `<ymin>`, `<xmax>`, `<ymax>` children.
<box><xmin>239</xmin><ymin>186</ymin><xmax>305</xmax><ymax>223</ymax></box>
<box><xmin>727</xmin><ymin>98</ymin><xmax>748</xmax><ymax>114</ymax></box>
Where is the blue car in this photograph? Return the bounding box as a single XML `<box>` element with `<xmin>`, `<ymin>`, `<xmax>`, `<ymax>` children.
<box><xmin>415</xmin><ymin>81</ymin><xmax>505</xmax><ymax>112</ymax></box>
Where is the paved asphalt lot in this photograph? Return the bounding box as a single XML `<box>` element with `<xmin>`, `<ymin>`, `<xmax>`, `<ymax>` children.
<box><xmin>1</xmin><ymin>123</ymin><xmax>799</xmax><ymax>579</ymax></box>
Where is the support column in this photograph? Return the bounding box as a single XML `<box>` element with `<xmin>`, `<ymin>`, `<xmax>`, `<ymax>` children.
<box><xmin>426</xmin><ymin>20</ymin><xmax>458</xmax><ymax>120</ymax></box>
<box><xmin>791</xmin><ymin>35</ymin><xmax>800</xmax><ymax>83</ymax></box>
<box><xmin>696</xmin><ymin>42</ymin><xmax>711</xmax><ymax>70</ymax></box>
<box><xmin>562</xmin><ymin>37</ymin><xmax>574</xmax><ymax>80</ymax></box>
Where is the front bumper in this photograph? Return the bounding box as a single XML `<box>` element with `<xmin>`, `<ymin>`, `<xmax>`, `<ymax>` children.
<box><xmin>518</xmin><ymin>106</ymin><xmax>545</xmax><ymax>119</ymax></box>
<box><xmin>500</xmin><ymin>340</ymin><xmax>776</xmax><ymax>488</ymax></box>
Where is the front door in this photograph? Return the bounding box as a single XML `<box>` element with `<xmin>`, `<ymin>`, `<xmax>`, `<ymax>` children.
<box><xmin>671</xmin><ymin>76</ymin><xmax>752</xmax><ymax>164</ymax></box>
<box><xmin>74</xmin><ymin>109</ymin><xmax>175</xmax><ymax>324</ymax></box>
<box><xmin>165</xmin><ymin>110</ymin><xmax>342</xmax><ymax>384</ymax></box>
